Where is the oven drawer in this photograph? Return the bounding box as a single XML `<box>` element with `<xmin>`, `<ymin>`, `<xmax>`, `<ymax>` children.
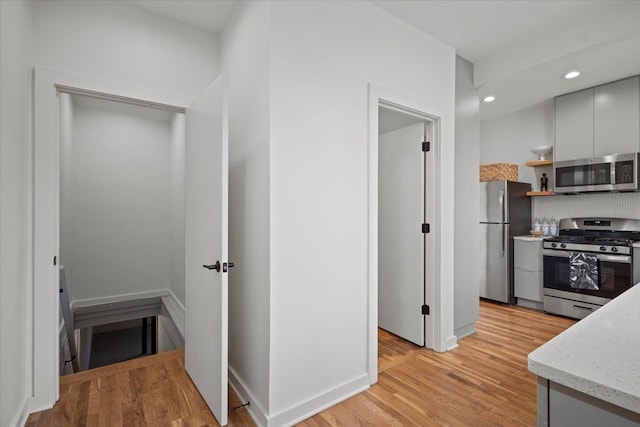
<box><xmin>543</xmin><ymin>295</ymin><xmax>602</xmax><ymax>319</ymax></box>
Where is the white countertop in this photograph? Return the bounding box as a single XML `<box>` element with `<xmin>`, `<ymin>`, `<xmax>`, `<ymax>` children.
<box><xmin>528</xmin><ymin>283</ymin><xmax>640</xmax><ymax>414</ymax></box>
<box><xmin>513</xmin><ymin>235</ymin><xmax>546</xmax><ymax>241</ymax></box>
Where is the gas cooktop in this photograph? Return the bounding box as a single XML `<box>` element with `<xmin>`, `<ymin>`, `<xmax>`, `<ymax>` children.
<box><xmin>542</xmin><ymin>217</ymin><xmax>640</xmax><ymax>254</ymax></box>
<box><xmin>548</xmin><ymin>217</ymin><xmax>640</xmax><ymax>243</ymax></box>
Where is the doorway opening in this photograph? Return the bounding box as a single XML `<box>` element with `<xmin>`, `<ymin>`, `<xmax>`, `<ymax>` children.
<box><xmin>56</xmin><ymin>91</ymin><xmax>186</xmax><ymax>376</ymax></box>
<box><xmin>368</xmin><ymin>83</ymin><xmax>446</xmax><ymax>385</ymax></box>
<box><xmin>377</xmin><ymin>105</ymin><xmax>431</xmax><ymax>371</ymax></box>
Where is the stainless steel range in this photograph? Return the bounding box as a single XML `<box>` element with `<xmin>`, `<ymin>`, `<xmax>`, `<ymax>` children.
<box><xmin>543</xmin><ymin>218</ymin><xmax>640</xmax><ymax>319</ymax></box>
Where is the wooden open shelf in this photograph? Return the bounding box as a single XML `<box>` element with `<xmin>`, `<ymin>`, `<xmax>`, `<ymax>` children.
<box><xmin>526</xmin><ymin>159</ymin><xmax>553</xmax><ymax>167</ymax></box>
<box><xmin>526</xmin><ymin>191</ymin><xmax>555</xmax><ymax>197</ymax></box>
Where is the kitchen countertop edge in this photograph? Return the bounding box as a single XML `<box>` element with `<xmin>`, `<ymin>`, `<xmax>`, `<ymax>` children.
<box><xmin>528</xmin><ymin>283</ymin><xmax>640</xmax><ymax>414</ymax></box>
<box><xmin>528</xmin><ymin>357</ymin><xmax>640</xmax><ymax>414</ymax></box>
<box><xmin>513</xmin><ymin>235</ymin><xmax>546</xmax><ymax>241</ymax></box>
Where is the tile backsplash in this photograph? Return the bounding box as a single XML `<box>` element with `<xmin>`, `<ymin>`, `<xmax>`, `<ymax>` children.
<box><xmin>533</xmin><ymin>192</ymin><xmax>640</xmax><ymax>221</ymax></box>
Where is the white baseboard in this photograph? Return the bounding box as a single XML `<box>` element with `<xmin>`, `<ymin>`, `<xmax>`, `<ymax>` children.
<box><xmin>229</xmin><ymin>368</ymin><xmax>370</xmax><ymax>427</ymax></box>
<box><xmin>229</xmin><ymin>367</ymin><xmax>268</xmax><ymax>427</ymax></box>
<box><xmin>268</xmin><ymin>374</ymin><xmax>370</xmax><ymax>426</ymax></box>
<box><xmin>10</xmin><ymin>396</ymin><xmax>31</xmax><ymax>427</ymax></box>
<box><xmin>445</xmin><ymin>334</ymin><xmax>459</xmax><ymax>351</ymax></box>
<box><xmin>159</xmin><ymin>291</ymin><xmax>185</xmax><ymax>349</ymax></box>
<box><xmin>454</xmin><ymin>323</ymin><xmax>476</xmax><ymax>340</ymax></box>
<box><xmin>161</xmin><ymin>290</ymin><xmax>184</xmax><ymax>339</ymax></box>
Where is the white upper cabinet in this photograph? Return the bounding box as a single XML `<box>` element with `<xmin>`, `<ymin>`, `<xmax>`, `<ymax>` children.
<box><xmin>555</xmin><ymin>77</ymin><xmax>640</xmax><ymax>162</ymax></box>
<box><xmin>594</xmin><ymin>76</ymin><xmax>640</xmax><ymax>157</ymax></box>
<box><xmin>554</xmin><ymin>88</ymin><xmax>594</xmax><ymax>162</ymax></box>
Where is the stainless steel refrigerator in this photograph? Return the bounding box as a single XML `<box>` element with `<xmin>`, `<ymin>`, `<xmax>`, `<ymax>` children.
<box><xmin>479</xmin><ymin>181</ymin><xmax>531</xmax><ymax>304</ymax></box>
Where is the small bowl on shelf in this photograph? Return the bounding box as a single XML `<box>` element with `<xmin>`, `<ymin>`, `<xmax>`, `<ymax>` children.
<box><xmin>529</xmin><ymin>230</ymin><xmax>544</xmax><ymax>237</ymax></box>
<box><xmin>531</xmin><ymin>145</ymin><xmax>553</xmax><ymax>160</ymax></box>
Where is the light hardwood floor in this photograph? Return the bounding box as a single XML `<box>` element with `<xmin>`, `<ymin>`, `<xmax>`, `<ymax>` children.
<box><xmin>27</xmin><ymin>301</ymin><xmax>575</xmax><ymax>426</ymax></box>
<box><xmin>301</xmin><ymin>301</ymin><xmax>576</xmax><ymax>426</ymax></box>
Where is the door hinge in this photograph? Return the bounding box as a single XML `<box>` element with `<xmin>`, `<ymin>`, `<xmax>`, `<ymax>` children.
<box><xmin>422</xmin><ymin>304</ymin><xmax>430</xmax><ymax>315</ymax></box>
<box><xmin>422</xmin><ymin>223</ymin><xmax>430</xmax><ymax>234</ymax></box>
<box><xmin>422</xmin><ymin>141</ymin><xmax>430</xmax><ymax>152</ymax></box>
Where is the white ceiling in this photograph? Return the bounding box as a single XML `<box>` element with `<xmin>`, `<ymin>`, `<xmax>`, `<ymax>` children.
<box><xmin>126</xmin><ymin>0</ymin><xmax>640</xmax><ymax>121</ymax></box>
<box><xmin>379</xmin><ymin>106</ymin><xmax>424</xmax><ymax>135</ymax></box>
<box><xmin>371</xmin><ymin>1</ymin><xmax>640</xmax><ymax>121</ymax></box>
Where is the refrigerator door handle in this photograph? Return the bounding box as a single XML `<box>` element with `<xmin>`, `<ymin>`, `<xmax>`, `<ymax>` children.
<box><xmin>501</xmin><ymin>224</ymin><xmax>505</xmax><ymax>256</ymax></box>
<box><xmin>498</xmin><ymin>190</ymin><xmax>505</xmax><ymax>224</ymax></box>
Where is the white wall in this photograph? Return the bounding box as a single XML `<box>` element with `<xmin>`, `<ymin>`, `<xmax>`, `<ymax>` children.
<box><xmin>269</xmin><ymin>0</ymin><xmax>456</xmax><ymax>421</ymax></box>
<box><xmin>454</xmin><ymin>56</ymin><xmax>480</xmax><ymax>338</ymax></box>
<box><xmin>534</xmin><ymin>192</ymin><xmax>640</xmax><ymax>220</ymax></box>
<box><xmin>480</xmin><ymin>100</ymin><xmax>555</xmax><ymax>187</ymax></box>
<box><xmin>33</xmin><ymin>0</ymin><xmax>220</xmax><ymax>99</ymax></box>
<box><xmin>0</xmin><ymin>1</ymin><xmax>34</xmax><ymax>426</ymax></box>
<box><xmin>222</xmin><ymin>0</ymin><xmax>272</xmax><ymax>417</ymax></box>
<box><xmin>60</xmin><ymin>95</ymin><xmax>174</xmax><ymax>302</ymax></box>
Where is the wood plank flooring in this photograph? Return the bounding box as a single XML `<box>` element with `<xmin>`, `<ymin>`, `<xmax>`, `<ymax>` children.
<box><xmin>301</xmin><ymin>301</ymin><xmax>576</xmax><ymax>426</ymax></box>
<box><xmin>26</xmin><ymin>349</ymin><xmax>254</xmax><ymax>427</ymax></box>
<box><xmin>27</xmin><ymin>301</ymin><xmax>575</xmax><ymax>426</ymax></box>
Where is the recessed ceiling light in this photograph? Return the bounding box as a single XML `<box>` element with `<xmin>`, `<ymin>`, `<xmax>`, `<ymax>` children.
<box><xmin>483</xmin><ymin>95</ymin><xmax>495</xmax><ymax>103</ymax></box>
<box><xmin>563</xmin><ymin>71</ymin><xmax>581</xmax><ymax>79</ymax></box>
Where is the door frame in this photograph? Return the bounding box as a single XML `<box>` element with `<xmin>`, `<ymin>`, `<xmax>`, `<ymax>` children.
<box><xmin>32</xmin><ymin>67</ymin><xmax>191</xmax><ymax>411</ymax></box>
<box><xmin>367</xmin><ymin>83</ymin><xmax>454</xmax><ymax>385</ymax></box>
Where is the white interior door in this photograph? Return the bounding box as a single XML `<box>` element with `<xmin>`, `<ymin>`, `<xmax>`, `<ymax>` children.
<box><xmin>378</xmin><ymin>122</ymin><xmax>425</xmax><ymax>346</ymax></box>
<box><xmin>185</xmin><ymin>77</ymin><xmax>229</xmax><ymax>426</ymax></box>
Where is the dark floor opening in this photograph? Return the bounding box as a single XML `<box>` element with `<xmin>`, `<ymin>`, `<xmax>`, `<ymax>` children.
<box><xmin>89</xmin><ymin>317</ymin><xmax>157</xmax><ymax>369</ymax></box>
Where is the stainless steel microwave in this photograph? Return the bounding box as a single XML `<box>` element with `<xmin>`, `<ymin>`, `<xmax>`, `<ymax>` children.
<box><xmin>554</xmin><ymin>153</ymin><xmax>640</xmax><ymax>193</ymax></box>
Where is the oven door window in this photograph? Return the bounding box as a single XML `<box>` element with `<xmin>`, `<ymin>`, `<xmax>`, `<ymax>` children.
<box><xmin>543</xmin><ymin>253</ymin><xmax>632</xmax><ymax>299</ymax></box>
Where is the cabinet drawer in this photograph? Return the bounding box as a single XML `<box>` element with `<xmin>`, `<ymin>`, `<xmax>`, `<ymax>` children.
<box><xmin>514</xmin><ymin>239</ymin><xmax>543</xmax><ymax>271</ymax></box>
<box><xmin>514</xmin><ymin>269</ymin><xmax>543</xmax><ymax>302</ymax></box>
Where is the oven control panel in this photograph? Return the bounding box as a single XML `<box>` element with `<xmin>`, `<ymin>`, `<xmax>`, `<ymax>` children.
<box><xmin>544</xmin><ymin>241</ymin><xmax>632</xmax><ymax>255</ymax></box>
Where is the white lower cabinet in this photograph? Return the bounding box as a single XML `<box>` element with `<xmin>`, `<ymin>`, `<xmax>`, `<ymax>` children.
<box><xmin>514</xmin><ymin>237</ymin><xmax>544</xmax><ymax>309</ymax></box>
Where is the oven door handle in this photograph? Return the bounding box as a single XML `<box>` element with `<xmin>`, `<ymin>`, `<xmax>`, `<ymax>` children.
<box><xmin>542</xmin><ymin>249</ymin><xmax>631</xmax><ymax>263</ymax></box>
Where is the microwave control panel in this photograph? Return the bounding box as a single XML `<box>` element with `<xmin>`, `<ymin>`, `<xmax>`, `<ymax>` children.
<box><xmin>615</xmin><ymin>161</ymin><xmax>634</xmax><ymax>184</ymax></box>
